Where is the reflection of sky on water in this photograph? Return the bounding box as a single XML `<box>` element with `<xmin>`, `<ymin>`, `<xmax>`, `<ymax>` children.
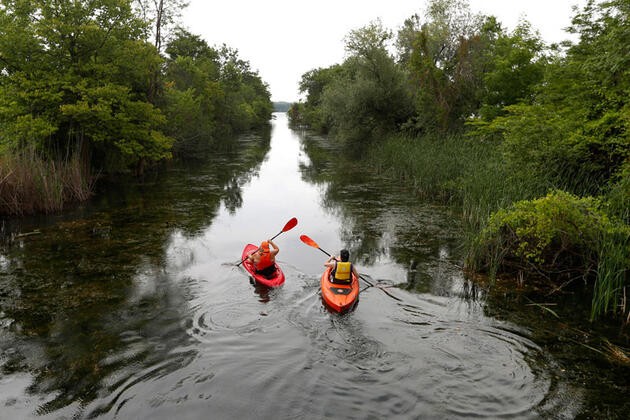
<box><xmin>198</xmin><ymin>113</ymin><xmax>348</xmax><ymax>276</ymax></box>
<box><xmin>1</xmin><ymin>112</ymin><xmax>604</xmax><ymax>419</ymax></box>
<box><xmin>174</xmin><ymin>112</ymin><xmax>463</xmax><ymax>290</ymax></box>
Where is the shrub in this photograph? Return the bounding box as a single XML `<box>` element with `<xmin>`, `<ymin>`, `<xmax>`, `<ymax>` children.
<box><xmin>468</xmin><ymin>190</ymin><xmax>629</xmax><ymax>320</ymax></box>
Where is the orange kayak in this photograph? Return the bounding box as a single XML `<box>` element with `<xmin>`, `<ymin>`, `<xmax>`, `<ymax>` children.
<box><xmin>320</xmin><ymin>266</ymin><xmax>359</xmax><ymax>313</ymax></box>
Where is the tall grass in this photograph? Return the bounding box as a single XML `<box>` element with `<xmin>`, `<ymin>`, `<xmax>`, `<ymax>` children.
<box><xmin>369</xmin><ymin>133</ymin><xmax>468</xmax><ymax>203</ymax></box>
<box><xmin>369</xmin><ymin>133</ymin><xmax>542</xmax><ymax>231</ymax></box>
<box><xmin>592</xmin><ymin>231</ymin><xmax>630</xmax><ymax>320</ymax></box>
<box><xmin>0</xmin><ymin>147</ymin><xmax>94</xmax><ymax>215</ymax></box>
<box><xmin>369</xmin><ymin>131</ymin><xmax>629</xmax><ymax>321</ymax></box>
<box><xmin>605</xmin><ymin>165</ymin><xmax>630</xmax><ymax>225</ymax></box>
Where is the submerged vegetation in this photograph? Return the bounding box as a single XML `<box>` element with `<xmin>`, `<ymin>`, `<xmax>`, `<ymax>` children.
<box><xmin>0</xmin><ymin>0</ymin><xmax>272</xmax><ymax>215</ymax></box>
<box><xmin>290</xmin><ymin>0</ymin><xmax>629</xmax><ymax>323</ymax></box>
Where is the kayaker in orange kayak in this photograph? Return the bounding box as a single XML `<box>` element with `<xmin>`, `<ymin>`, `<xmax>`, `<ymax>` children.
<box><xmin>324</xmin><ymin>249</ymin><xmax>359</xmax><ymax>284</ymax></box>
<box><xmin>247</xmin><ymin>239</ymin><xmax>279</xmax><ymax>277</ymax></box>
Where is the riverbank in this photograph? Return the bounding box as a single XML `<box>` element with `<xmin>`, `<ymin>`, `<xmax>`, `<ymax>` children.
<box><xmin>367</xmin><ymin>132</ymin><xmax>630</xmax><ymax>327</ymax></box>
<box><xmin>2</xmin><ymin>114</ymin><xmax>629</xmax><ymax>418</ymax></box>
<box><xmin>0</xmin><ymin>149</ymin><xmax>94</xmax><ymax>216</ymax></box>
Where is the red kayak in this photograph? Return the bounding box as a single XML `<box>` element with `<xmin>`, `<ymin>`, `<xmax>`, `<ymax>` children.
<box><xmin>320</xmin><ymin>266</ymin><xmax>359</xmax><ymax>313</ymax></box>
<box><xmin>241</xmin><ymin>244</ymin><xmax>285</xmax><ymax>287</ymax></box>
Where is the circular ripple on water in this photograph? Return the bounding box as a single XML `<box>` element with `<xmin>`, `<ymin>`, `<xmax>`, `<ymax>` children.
<box><xmin>387</xmin><ymin>299</ymin><xmax>582</xmax><ymax>418</ymax></box>
<box><xmin>189</xmin><ymin>302</ymin><xmax>266</xmax><ymax>341</ymax></box>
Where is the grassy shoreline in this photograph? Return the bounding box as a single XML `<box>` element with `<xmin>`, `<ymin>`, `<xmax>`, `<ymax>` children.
<box><xmin>0</xmin><ymin>149</ymin><xmax>94</xmax><ymax>216</ymax></box>
<box><xmin>369</xmin><ymin>132</ymin><xmax>630</xmax><ymax>323</ymax></box>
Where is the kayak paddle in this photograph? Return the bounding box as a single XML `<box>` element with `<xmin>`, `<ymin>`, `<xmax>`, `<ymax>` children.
<box><xmin>299</xmin><ymin>234</ymin><xmax>331</xmax><ymax>257</ymax></box>
<box><xmin>270</xmin><ymin>217</ymin><xmax>298</xmax><ymax>241</ymax></box>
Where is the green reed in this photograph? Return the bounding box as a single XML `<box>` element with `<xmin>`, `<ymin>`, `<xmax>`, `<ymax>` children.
<box><xmin>370</xmin><ymin>133</ymin><xmax>539</xmax><ymax>230</ymax></box>
<box><xmin>369</xmin><ymin>132</ymin><xmax>629</xmax><ymax>321</ymax></box>
<box><xmin>592</xmin><ymin>231</ymin><xmax>629</xmax><ymax>320</ymax></box>
<box><xmin>0</xmin><ymin>147</ymin><xmax>93</xmax><ymax>215</ymax></box>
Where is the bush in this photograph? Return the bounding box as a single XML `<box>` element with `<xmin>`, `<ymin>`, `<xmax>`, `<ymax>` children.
<box><xmin>468</xmin><ymin>190</ymin><xmax>629</xmax><ymax>320</ymax></box>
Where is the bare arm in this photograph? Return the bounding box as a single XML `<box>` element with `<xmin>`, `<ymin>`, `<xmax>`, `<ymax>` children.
<box><xmin>324</xmin><ymin>255</ymin><xmax>338</xmax><ymax>268</ymax></box>
<box><xmin>268</xmin><ymin>239</ymin><xmax>279</xmax><ymax>256</ymax></box>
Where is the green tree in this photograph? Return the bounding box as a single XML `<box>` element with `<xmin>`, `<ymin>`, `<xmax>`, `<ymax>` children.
<box><xmin>289</xmin><ymin>65</ymin><xmax>343</xmax><ymax>131</ymax></box>
<box><xmin>133</xmin><ymin>0</ymin><xmax>188</xmax><ymax>101</ymax></box>
<box><xmin>162</xmin><ymin>32</ymin><xmax>272</xmax><ymax>157</ymax></box>
<box><xmin>162</xmin><ymin>29</ymin><xmax>220</xmax><ymax>156</ymax></box>
<box><xmin>320</xmin><ymin>20</ymin><xmax>414</xmax><ymax>146</ymax></box>
<box><xmin>215</xmin><ymin>45</ymin><xmax>272</xmax><ymax>134</ymax></box>
<box><xmin>566</xmin><ymin>0</ymin><xmax>630</xmax><ymax>185</ymax></box>
<box><xmin>481</xmin><ymin>0</ymin><xmax>630</xmax><ymax>196</ymax></box>
<box><xmin>0</xmin><ymin>0</ymin><xmax>171</xmax><ymax>174</ymax></box>
<box><xmin>397</xmin><ymin>0</ymin><xmax>486</xmax><ymax>133</ymax></box>
<box><xmin>476</xmin><ymin>20</ymin><xmax>547</xmax><ymax>122</ymax></box>
<box><xmin>133</xmin><ymin>0</ymin><xmax>188</xmax><ymax>53</ymax></box>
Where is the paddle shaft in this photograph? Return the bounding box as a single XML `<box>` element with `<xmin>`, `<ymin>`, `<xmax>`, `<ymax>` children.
<box><xmin>269</xmin><ymin>230</ymin><xmax>284</xmax><ymax>242</ymax></box>
<box><xmin>313</xmin><ymin>247</ymin><xmax>331</xmax><ymax>258</ymax></box>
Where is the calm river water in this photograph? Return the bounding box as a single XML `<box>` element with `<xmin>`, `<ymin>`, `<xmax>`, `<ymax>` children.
<box><xmin>0</xmin><ymin>113</ymin><xmax>628</xmax><ymax>419</ymax></box>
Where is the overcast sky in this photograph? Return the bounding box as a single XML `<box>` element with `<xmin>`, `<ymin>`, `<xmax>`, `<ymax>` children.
<box><xmin>181</xmin><ymin>0</ymin><xmax>585</xmax><ymax>102</ymax></box>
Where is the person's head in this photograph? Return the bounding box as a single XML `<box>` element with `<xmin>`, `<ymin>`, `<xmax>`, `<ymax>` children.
<box><xmin>260</xmin><ymin>241</ymin><xmax>270</xmax><ymax>253</ymax></box>
<box><xmin>339</xmin><ymin>249</ymin><xmax>350</xmax><ymax>262</ymax></box>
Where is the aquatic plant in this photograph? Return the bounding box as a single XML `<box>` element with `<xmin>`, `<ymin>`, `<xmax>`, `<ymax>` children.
<box><xmin>0</xmin><ymin>147</ymin><xmax>94</xmax><ymax>215</ymax></box>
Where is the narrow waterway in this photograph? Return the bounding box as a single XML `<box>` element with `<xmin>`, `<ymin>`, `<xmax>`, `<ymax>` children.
<box><xmin>0</xmin><ymin>113</ymin><xmax>627</xmax><ymax>419</ymax></box>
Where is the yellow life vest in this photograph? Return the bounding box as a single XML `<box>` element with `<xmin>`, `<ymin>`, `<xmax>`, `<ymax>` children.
<box><xmin>334</xmin><ymin>262</ymin><xmax>352</xmax><ymax>282</ymax></box>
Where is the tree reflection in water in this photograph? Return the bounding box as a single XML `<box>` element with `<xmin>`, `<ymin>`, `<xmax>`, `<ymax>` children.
<box><xmin>0</xmin><ymin>129</ymin><xmax>271</xmax><ymax>417</ymax></box>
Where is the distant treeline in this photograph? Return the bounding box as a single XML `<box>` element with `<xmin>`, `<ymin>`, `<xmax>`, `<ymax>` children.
<box><xmin>289</xmin><ymin>0</ymin><xmax>629</xmax><ymax>322</ymax></box>
<box><xmin>273</xmin><ymin>102</ymin><xmax>292</xmax><ymax>112</ymax></box>
<box><xmin>0</xmin><ymin>0</ymin><xmax>272</xmax><ymax>215</ymax></box>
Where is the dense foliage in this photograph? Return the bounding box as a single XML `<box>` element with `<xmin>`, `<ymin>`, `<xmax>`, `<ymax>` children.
<box><xmin>162</xmin><ymin>29</ymin><xmax>272</xmax><ymax>157</ymax></box>
<box><xmin>470</xmin><ymin>191</ymin><xmax>629</xmax><ymax>317</ymax></box>
<box><xmin>290</xmin><ymin>0</ymin><xmax>629</xmax><ymax>322</ymax></box>
<box><xmin>0</xmin><ymin>0</ymin><xmax>272</xmax><ymax>214</ymax></box>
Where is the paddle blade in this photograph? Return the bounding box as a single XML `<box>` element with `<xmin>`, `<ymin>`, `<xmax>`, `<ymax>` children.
<box><xmin>300</xmin><ymin>234</ymin><xmax>331</xmax><ymax>257</ymax></box>
<box><xmin>282</xmin><ymin>217</ymin><xmax>298</xmax><ymax>232</ymax></box>
<box><xmin>299</xmin><ymin>234</ymin><xmax>319</xmax><ymax>248</ymax></box>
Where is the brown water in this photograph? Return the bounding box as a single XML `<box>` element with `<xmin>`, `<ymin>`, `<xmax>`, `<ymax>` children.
<box><xmin>0</xmin><ymin>113</ymin><xmax>627</xmax><ymax>419</ymax></box>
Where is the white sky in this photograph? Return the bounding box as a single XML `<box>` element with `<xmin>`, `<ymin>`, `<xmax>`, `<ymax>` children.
<box><xmin>181</xmin><ymin>0</ymin><xmax>585</xmax><ymax>102</ymax></box>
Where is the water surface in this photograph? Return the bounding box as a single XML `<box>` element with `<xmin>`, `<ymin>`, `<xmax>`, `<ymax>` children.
<box><xmin>0</xmin><ymin>113</ymin><xmax>627</xmax><ymax>419</ymax></box>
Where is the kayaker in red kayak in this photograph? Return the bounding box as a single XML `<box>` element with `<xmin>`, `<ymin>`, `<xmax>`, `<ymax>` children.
<box><xmin>324</xmin><ymin>249</ymin><xmax>360</xmax><ymax>284</ymax></box>
<box><xmin>247</xmin><ymin>239</ymin><xmax>279</xmax><ymax>278</ymax></box>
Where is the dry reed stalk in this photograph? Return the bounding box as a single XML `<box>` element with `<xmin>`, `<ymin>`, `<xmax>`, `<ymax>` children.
<box><xmin>603</xmin><ymin>339</ymin><xmax>630</xmax><ymax>366</ymax></box>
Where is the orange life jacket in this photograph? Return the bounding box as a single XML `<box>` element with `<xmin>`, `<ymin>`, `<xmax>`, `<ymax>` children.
<box><xmin>255</xmin><ymin>251</ymin><xmax>273</xmax><ymax>271</ymax></box>
<box><xmin>334</xmin><ymin>261</ymin><xmax>352</xmax><ymax>282</ymax></box>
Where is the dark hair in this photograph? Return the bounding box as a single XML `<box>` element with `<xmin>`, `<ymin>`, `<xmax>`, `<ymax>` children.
<box><xmin>339</xmin><ymin>249</ymin><xmax>350</xmax><ymax>262</ymax></box>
